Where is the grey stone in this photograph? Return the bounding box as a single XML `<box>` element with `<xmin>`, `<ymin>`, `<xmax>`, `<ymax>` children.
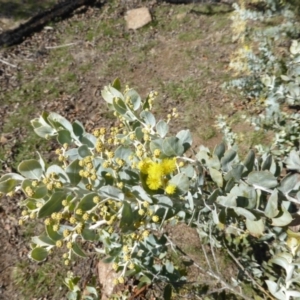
<box><xmin>125</xmin><ymin>7</ymin><xmax>152</xmax><ymax>30</ymax></box>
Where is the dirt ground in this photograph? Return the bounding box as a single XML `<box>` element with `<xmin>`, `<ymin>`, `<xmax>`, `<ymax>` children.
<box><xmin>0</xmin><ymin>1</ymin><xmax>245</xmax><ymax>299</ymax></box>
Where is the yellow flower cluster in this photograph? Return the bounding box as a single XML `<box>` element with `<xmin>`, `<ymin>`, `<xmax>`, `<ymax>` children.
<box><xmin>25</xmin><ymin>186</ymin><xmax>34</xmax><ymax>197</ymax></box>
<box><xmin>42</xmin><ymin>172</ymin><xmax>63</xmax><ymax>191</ymax></box>
<box><xmin>165</xmin><ymin>184</ymin><xmax>176</xmax><ymax>195</ymax></box>
<box><xmin>138</xmin><ymin>157</ymin><xmax>176</xmax><ymax>191</ymax></box>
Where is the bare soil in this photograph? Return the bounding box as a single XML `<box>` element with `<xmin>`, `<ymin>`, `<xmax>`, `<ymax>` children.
<box><xmin>0</xmin><ymin>1</ymin><xmax>246</xmax><ymax>299</ymax></box>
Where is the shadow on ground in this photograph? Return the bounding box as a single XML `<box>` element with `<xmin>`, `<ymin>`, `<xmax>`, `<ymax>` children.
<box><xmin>0</xmin><ymin>0</ymin><xmax>57</xmax><ymax>20</ymax></box>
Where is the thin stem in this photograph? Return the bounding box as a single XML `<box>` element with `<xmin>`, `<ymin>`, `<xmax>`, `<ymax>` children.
<box><xmin>165</xmin><ymin>235</ymin><xmax>254</xmax><ymax>300</ymax></box>
<box><xmin>188</xmin><ymin>208</ymin><xmax>196</xmax><ymax>227</ymax></box>
<box><xmin>209</xmin><ymin>224</ymin><xmax>220</xmax><ymax>275</ymax></box>
<box><xmin>225</xmin><ymin>246</ymin><xmax>275</xmax><ymax>300</ymax></box>
<box><xmin>0</xmin><ymin>58</ymin><xmax>17</xmax><ymax>68</ymax></box>
<box><xmin>201</xmin><ymin>244</ymin><xmax>212</xmax><ymax>271</ymax></box>
<box><xmin>177</xmin><ymin>156</ymin><xmax>195</xmax><ymax>163</ymax></box>
<box><xmin>45</xmin><ymin>42</ymin><xmax>79</xmax><ymax>49</ymax></box>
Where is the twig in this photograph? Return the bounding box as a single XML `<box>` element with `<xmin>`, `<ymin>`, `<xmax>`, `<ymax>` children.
<box><xmin>205</xmin><ymin>286</ymin><xmax>227</xmax><ymax>295</ymax></box>
<box><xmin>0</xmin><ymin>58</ymin><xmax>17</xmax><ymax>68</ymax></box>
<box><xmin>129</xmin><ymin>285</ymin><xmax>148</xmax><ymax>300</ymax></box>
<box><xmin>201</xmin><ymin>244</ymin><xmax>212</xmax><ymax>271</ymax></box>
<box><xmin>165</xmin><ymin>235</ymin><xmax>253</xmax><ymax>300</ymax></box>
<box><xmin>45</xmin><ymin>42</ymin><xmax>79</xmax><ymax>49</ymax></box>
<box><xmin>209</xmin><ymin>224</ymin><xmax>220</xmax><ymax>275</ymax></box>
<box><xmin>225</xmin><ymin>246</ymin><xmax>275</xmax><ymax>300</ymax></box>
<box><xmin>0</xmin><ymin>263</ymin><xmax>14</xmax><ymax>273</ymax></box>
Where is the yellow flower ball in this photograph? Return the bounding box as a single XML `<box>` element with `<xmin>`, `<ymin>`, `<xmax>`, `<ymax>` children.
<box><xmin>161</xmin><ymin>158</ymin><xmax>176</xmax><ymax>175</ymax></box>
<box><xmin>31</xmin><ymin>180</ymin><xmax>38</xmax><ymax>187</ymax></box>
<box><xmin>142</xmin><ymin>230</ymin><xmax>150</xmax><ymax>238</ymax></box>
<box><xmin>138</xmin><ymin>158</ymin><xmax>152</xmax><ymax>174</ymax></box>
<box><xmin>124</xmin><ymin>254</ymin><xmax>130</xmax><ymax>262</ymax></box>
<box><xmin>165</xmin><ymin>184</ymin><xmax>176</xmax><ymax>195</ymax></box>
<box><xmin>44</xmin><ymin>218</ymin><xmax>51</xmax><ymax>225</ymax></box>
<box><xmin>112</xmin><ymin>262</ymin><xmax>118</xmax><ymax>271</ymax></box>
<box><xmin>69</xmin><ymin>216</ymin><xmax>76</xmax><ymax>224</ymax></box>
<box><xmin>76</xmin><ymin>209</ymin><xmax>83</xmax><ymax>215</ymax></box>
<box><xmin>146</xmin><ymin>175</ymin><xmax>162</xmax><ymax>190</ymax></box>
<box><xmin>62</xmin><ymin>199</ymin><xmax>68</xmax><ymax>206</ymax></box>
<box><xmin>148</xmin><ymin>162</ymin><xmax>163</xmax><ymax>178</ymax></box>
<box><xmin>178</xmin><ymin>161</ymin><xmax>185</xmax><ymax>167</ymax></box>
<box><xmin>152</xmin><ymin>215</ymin><xmax>159</xmax><ymax>223</ymax></box>
<box><xmin>53</xmin><ymin>224</ymin><xmax>59</xmax><ymax>232</ymax></box>
<box><xmin>90</xmin><ymin>174</ymin><xmax>97</xmax><ymax>181</ymax></box>
<box><xmin>153</xmin><ymin>149</ymin><xmax>161</xmax><ymax>157</ymax></box>
<box><xmin>143</xmin><ymin>201</ymin><xmax>150</xmax><ymax>208</ymax></box>
<box><xmin>107</xmin><ymin>151</ymin><xmax>114</xmax><ymax>159</ymax></box>
<box><xmin>138</xmin><ymin>209</ymin><xmax>145</xmax><ymax>216</ymax></box>
<box><xmin>93</xmin><ymin>196</ymin><xmax>100</xmax><ymax>203</ymax></box>
<box><xmin>83</xmin><ymin>213</ymin><xmax>89</xmax><ymax>221</ymax></box>
<box><xmin>56</xmin><ymin>240</ymin><xmax>63</xmax><ymax>248</ymax></box>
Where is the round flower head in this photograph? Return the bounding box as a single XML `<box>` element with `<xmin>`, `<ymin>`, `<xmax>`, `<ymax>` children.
<box><xmin>165</xmin><ymin>184</ymin><xmax>176</xmax><ymax>195</ymax></box>
<box><xmin>152</xmin><ymin>215</ymin><xmax>160</xmax><ymax>222</ymax></box>
<box><xmin>153</xmin><ymin>148</ymin><xmax>161</xmax><ymax>158</ymax></box>
<box><xmin>146</xmin><ymin>175</ymin><xmax>162</xmax><ymax>190</ymax></box>
<box><xmin>138</xmin><ymin>158</ymin><xmax>152</xmax><ymax>174</ymax></box>
<box><xmin>161</xmin><ymin>158</ymin><xmax>176</xmax><ymax>175</ymax></box>
<box><xmin>147</xmin><ymin>162</ymin><xmax>163</xmax><ymax>178</ymax></box>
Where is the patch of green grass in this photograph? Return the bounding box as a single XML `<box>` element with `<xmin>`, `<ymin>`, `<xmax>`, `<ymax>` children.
<box><xmin>100</xmin><ymin>53</ymin><xmax>130</xmax><ymax>77</ymax></box>
<box><xmin>154</xmin><ymin>5</ymin><xmax>190</xmax><ymax>32</ymax></box>
<box><xmin>200</xmin><ymin>126</ymin><xmax>217</xmax><ymax>140</ymax></box>
<box><xmin>12</xmin><ymin>134</ymin><xmax>52</xmax><ymax>169</ymax></box>
<box><xmin>12</xmin><ymin>259</ymin><xmax>68</xmax><ymax>300</ymax></box>
<box><xmin>79</xmin><ymin>62</ymin><xmax>93</xmax><ymax>73</ymax></box>
<box><xmin>137</xmin><ymin>40</ymin><xmax>159</xmax><ymax>53</ymax></box>
<box><xmin>98</xmin><ymin>21</ymin><xmax>119</xmax><ymax>38</ymax></box>
<box><xmin>69</xmin><ymin>20</ymin><xmax>86</xmax><ymax>33</ymax></box>
<box><xmin>20</xmin><ymin>221</ymin><xmax>41</xmax><ymax>242</ymax></box>
<box><xmin>178</xmin><ymin>31</ymin><xmax>201</xmax><ymax>42</ymax></box>
<box><xmin>0</xmin><ymin>52</ymin><xmax>75</xmax><ymax>169</ymax></box>
<box><xmin>97</xmin><ymin>38</ymin><xmax>114</xmax><ymax>52</ymax></box>
<box><xmin>191</xmin><ymin>3</ymin><xmax>233</xmax><ymax>16</ymax></box>
<box><xmin>86</xmin><ymin>30</ymin><xmax>94</xmax><ymax>42</ymax></box>
<box><xmin>166</xmin><ymin>243</ymin><xmax>248</xmax><ymax>299</ymax></box>
<box><xmin>23</xmin><ymin>63</ymin><xmax>38</xmax><ymax>73</ymax></box>
<box><xmin>0</xmin><ymin>35</ymin><xmax>81</xmax><ymax>172</ymax></box>
<box><xmin>61</xmin><ymin>72</ymin><xmax>77</xmax><ymax>82</ymax></box>
<box><xmin>161</xmin><ymin>78</ymin><xmax>203</xmax><ymax>102</ymax></box>
<box><xmin>131</xmin><ymin>40</ymin><xmax>159</xmax><ymax>63</ymax></box>
<box><xmin>183</xmin><ymin>48</ymin><xmax>197</xmax><ymax>58</ymax></box>
<box><xmin>1</xmin><ymin>109</ymin><xmax>52</xmax><ymax>169</ymax></box>
<box><xmin>249</xmin><ymin>129</ymin><xmax>267</xmax><ymax>146</ymax></box>
<box><xmin>99</xmin><ymin>21</ymin><xmax>115</xmax><ymax>37</ymax></box>
<box><xmin>212</xmin><ymin>14</ymin><xmax>230</xmax><ymax>32</ymax></box>
<box><xmin>160</xmin><ymin>17</ymin><xmax>184</xmax><ymax>32</ymax></box>
<box><xmin>43</xmin><ymin>55</ymin><xmax>73</xmax><ymax>77</ymax></box>
<box><xmin>39</xmin><ymin>52</ymin><xmax>79</xmax><ymax>96</ymax></box>
<box><xmin>0</xmin><ymin>0</ymin><xmax>57</xmax><ymax>20</ymax></box>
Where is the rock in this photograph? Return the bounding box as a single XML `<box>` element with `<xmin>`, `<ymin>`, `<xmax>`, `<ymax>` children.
<box><xmin>98</xmin><ymin>261</ymin><xmax>120</xmax><ymax>300</ymax></box>
<box><xmin>125</xmin><ymin>7</ymin><xmax>152</xmax><ymax>30</ymax></box>
<box><xmin>176</xmin><ymin>13</ymin><xmax>187</xmax><ymax>20</ymax></box>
